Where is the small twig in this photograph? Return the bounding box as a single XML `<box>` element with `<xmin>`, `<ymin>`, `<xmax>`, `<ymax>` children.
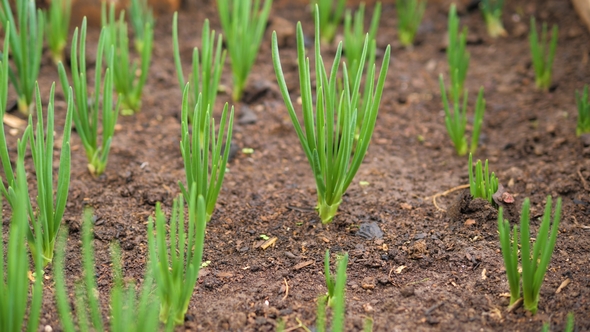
<box><xmin>424</xmin><ymin>301</ymin><xmax>444</xmax><ymax>315</ymax></box>
<box><xmin>426</xmin><ymin>184</ymin><xmax>470</xmax><ymax>212</ymax></box>
<box><xmin>282</xmin><ymin>318</ymin><xmax>311</xmax><ymax>332</ymax></box>
<box><xmin>578</xmin><ymin>167</ymin><xmax>590</xmax><ymax>192</ymax></box>
<box><xmin>406</xmin><ymin>278</ymin><xmax>430</xmax><ymax>286</ymax></box>
<box><xmin>282</xmin><ymin>278</ymin><xmax>289</xmax><ymax>301</ymax></box>
<box><xmin>286</xmin><ymin>205</ymin><xmax>316</xmax><ymax>212</ymax></box>
<box><xmin>555</xmin><ymin>278</ymin><xmax>570</xmax><ymax>294</ymax></box>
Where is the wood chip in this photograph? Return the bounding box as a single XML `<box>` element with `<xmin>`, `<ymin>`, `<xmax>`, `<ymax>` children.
<box><xmin>293</xmin><ymin>260</ymin><xmax>314</xmax><ymax>270</ymax></box>
<box><xmin>464</xmin><ymin>219</ymin><xmax>476</xmax><ymax>226</ymax></box>
<box><xmin>217</xmin><ymin>272</ymin><xmax>234</xmax><ymax>278</ymax></box>
<box><xmin>395</xmin><ymin>265</ymin><xmax>406</xmax><ymax>274</ymax></box>
<box><xmin>2</xmin><ymin>113</ymin><xmax>27</xmax><ymax>129</ymax></box>
<box><xmin>506</xmin><ymin>298</ymin><xmax>523</xmax><ymax>313</ymax></box>
<box><xmin>481</xmin><ymin>268</ymin><xmax>487</xmax><ymax>280</ymax></box>
<box><xmin>556</xmin><ymin>278</ymin><xmax>570</xmax><ymax>294</ymax></box>
<box><xmin>400</xmin><ymin>203</ymin><xmax>412</xmax><ymax>210</ymax></box>
<box><xmin>260</xmin><ymin>237</ymin><xmax>277</xmax><ymax>250</ymax></box>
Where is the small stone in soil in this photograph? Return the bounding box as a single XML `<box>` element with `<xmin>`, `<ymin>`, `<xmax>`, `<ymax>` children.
<box><xmin>400</xmin><ymin>286</ymin><xmax>415</xmax><ymax>297</ymax></box>
<box><xmin>361</xmin><ymin>276</ymin><xmax>376</xmax><ymax>290</ymax></box>
<box><xmin>238</xmin><ymin>105</ymin><xmax>258</xmax><ymax>125</ymax></box>
<box><xmin>223</xmin><ymin>142</ymin><xmax>239</xmax><ymax>162</ymax></box>
<box><xmin>580</xmin><ymin>133</ymin><xmax>590</xmax><ymax>147</ymax></box>
<box><xmin>356</xmin><ymin>222</ymin><xmax>384</xmax><ymax>240</ymax></box>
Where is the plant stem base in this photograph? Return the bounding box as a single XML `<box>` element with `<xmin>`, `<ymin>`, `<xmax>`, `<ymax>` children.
<box><xmin>317</xmin><ymin>200</ymin><xmax>342</xmax><ymax>224</ymax></box>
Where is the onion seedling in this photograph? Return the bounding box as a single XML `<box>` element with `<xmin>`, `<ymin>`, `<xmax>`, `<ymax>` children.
<box><xmin>58</xmin><ymin>18</ymin><xmax>120</xmax><ymax>176</ymax></box>
<box><xmin>312</xmin><ymin>0</ymin><xmax>346</xmax><ymax>44</ymax></box>
<box><xmin>577</xmin><ymin>85</ymin><xmax>590</xmax><ymax>136</ymax></box>
<box><xmin>272</xmin><ymin>5</ymin><xmax>391</xmax><ymax>223</ymax></box>
<box><xmin>498</xmin><ymin>196</ymin><xmax>562</xmax><ymax>314</ymax></box>
<box><xmin>317</xmin><ymin>250</ymin><xmax>348</xmax><ymax>332</ymax></box>
<box><xmin>529</xmin><ymin>17</ymin><xmax>558</xmax><ymax>91</ymax></box>
<box><xmin>0</xmin><ymin>80</ymin><xmax>73</xmax><ymax>266</ymax></box>
<box><xmin>480</xmin><ymin>0</ymin><xmax>506</xmax><ymax>38</ymax></box>
<box><xmin>46</xmin><ymin>0</ymin><xmax>72</xmax><ymax>65</ymax></box>
<box><xmin>54</xmin><ymin>209</ymin><xmax>160</xmax><ymax>332</ymax></box>
<box><xmin>396</xmin><ymin>0</ymin><xmax>426</xmax><ymax>47</ymax></box>
<box><xmin>0</xmin><ymin>148</ymin><xmax>43</xmax><ymax>332</ymax></box>
<box><xmin>102</xmin><ymin>2</ymin><xmax>154</xmax><ymax>114</ymax></box>
<box><xmin>343</xmin><ymin>3</ymin><xmax>380</xmax><ymax>134</ymax></box>
<box><xmin>173</xmin><ymin>13</ymin><xmax>225</xmax><ymax>128</ymax></box>
<box><xmin>0</xmin><ymin>32</ymin><xmax>15</xmax><ymax>199</ymax></box>
<box><xmin>447</xmin><ymin>4</ymin><xmax>470</xmax><ymax>101</ymax></box>
<box><xmin>439</xmin><ymin>75</ymin><xmax>485</xmax><ymax>156</ymax></box>
<box><xmin>344</xmin><ymin>3</ymin><xmax>381</xmax><ymax>80</ymax></box>
<box><xmin>0</xmin><ymin>0</ymin><xmax>44</xmax><ymax>115</ymax></box>
<box><xmin>468</xmin><ymin>153</ymin><xmax>498</xmax><ymax>205</ymax></box>
<box><xmin>147</xmin><ymin>190</ymin><xmax>207</xmax><ymax>326</ymax></box>
<box><xmin>27</xmin><ymin>82</ymin><xmax>74</xmax><ymax>266</ymax></box>
<box><xmin>179</xmin><ymin>85</ymin><xmax>234</xmax><ymax>222</ymax></box>
<box><xmin>217</xmin><ymin>0</ymin><xmax>272</xmax><ymax>101</ymax></box>
<box><xmin>129</xmin><ymin>0</ymin><xmax>154</xmax><ymax>54</ymax></box>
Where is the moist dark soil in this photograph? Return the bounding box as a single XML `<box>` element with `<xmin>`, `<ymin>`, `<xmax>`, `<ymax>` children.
<box><xmin>2</xmin><ymin>0</ymin><xmax>590</xmax><ymax>331</ymax></box>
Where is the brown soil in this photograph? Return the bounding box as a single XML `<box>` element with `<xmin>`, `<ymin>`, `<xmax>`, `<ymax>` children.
<box><xmin>2</xmin><ymin>0</ymin><xmax>590</xmax><ymax>331</ymax></box>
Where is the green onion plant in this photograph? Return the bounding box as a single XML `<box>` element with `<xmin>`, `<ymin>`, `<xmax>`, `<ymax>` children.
<box><xmin>0</xmin><ymin>0</ymin><xmax>44</xmax><ymax>115</ymax></box>
<box><xmin>272</xmin><ymin>4</ymin><xmax>391</xmax><ymax>223</ymax></box>
<box><xmin>46</xmin><ymin>0</ymin><xmax>72</xmax><ymax>64</ymax></box>
<box><xmin>468</xmin><ymin>153</ymin><xmax>498</xmax><ymax>204</ymax></box>
<box><xmin>317</xmin><ymin>249</ymin><xmax>348</xmax><ymax>332</ymax></box>
<box><xmin>541</xmin><ymin>312</ymin><xmax>575</xmax><ymax>332</ymax></box>
<box><xmin>0</xmin><ymin>146</ymin><xmax>43</xmax><ymax>332</ymax></box>
<box><xmin>54</xmin><ymin>209</ymin><xmax>160</xmax><ymax>332</ymax></box>
<box><xmin>0</xmin><ymin>79</ymin><xmax>73</xmax><ymax>266</ymax></box>
<box><xmin>312</xmin><ymin>0</ymin><xmax>346</xmax><ymax>44</ymax></box>
<box><xmin>343</xmin><ymin>2</ymin><xmax>381</xmax><ymax>87</ymax></box>
<box><xmin>147</xmin><ymin>190</ymin><xmax>207</xmax><ymax>326</ymax></box>
<box><xmin>529</xmin><ymin>17</ymin><xmax>558</xmax><ymax>91</ymax></box>
<box><xmin>396</xmin><ymin>0</ymin><xmax>426</xmax><ymax>47</ymax></box>
<box><xmin>0</xmin><ymin>32</ymin><xmax>16</xmax><ymax>199</ymax></box>
<box><xmin>480</xmin><ymin>0</ymin><xmax>506</xmax><ymax>38</ymax></box>
<box><xmin>577</xmin><ymin>85</ymin><xmax>590</xmax><ymax>136</ymax></box>
<box><xmin>179</xmin><ymin>86</ymin><xmax>234</xmax><ymax>222</ymax></box>
<box><xmin>439</xmin><ymin>75</ymin><xmax>485</xmax><ymax>156</ymax></box>
<box><xmin>27</xmin><ymin>83</ymin><xmax>73</xmax><ymax>266</ymax></box>
<box><xmin>217</xmin><ymin>0</ymin><xmax>272</xmax><ymax>101</ymax></box>
<box><xmin>102</xmin><ymin>2</ymin><xmax>154</xmax><ymax>114</ymax></box>
<box><xmin>129</xmin><ymin>0</ymin><xmax>154</xmax><ymax>54</ymax></box>
<box><xmin>447</xmin><ymin>4</ymin><xmax>470</xmax><ymax>101</ymax></box>
<box><xmin>58</xmin><ymin>18</ymin><xmax>120</xmax><ymax>176</ymax></box>
<box><xmin>343</xmin><ymin>2</ymin><xmax>380</xmax><ymax>135</ymax></box>
<box><xmin>173</xmin><ymin>13</ymin><xmax>225</xmax><ymax>127</ymax></box>
<box><xmin>498</xmin><ymin>196</ymin><xmax>562</xmax><ymax>314</ymax></box>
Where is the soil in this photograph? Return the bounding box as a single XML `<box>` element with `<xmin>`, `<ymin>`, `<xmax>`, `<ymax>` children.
<box><xmin>2</xmin><ymin>0</ymin><xmax>590</xmax><ymax>331</ymax></box>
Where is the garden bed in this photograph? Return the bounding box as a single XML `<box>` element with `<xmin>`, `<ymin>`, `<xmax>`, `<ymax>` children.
<box><xmin>3</xmin><ymin>0</ymin><xmax>590</xmax><ymax>330</ymax></box>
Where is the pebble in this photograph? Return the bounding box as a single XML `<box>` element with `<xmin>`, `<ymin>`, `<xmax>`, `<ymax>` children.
<box><xmin>580</xmin><ymin>133</ymin><xmax>590</xmax><ymax>147</ymax></box>
<box><xmin>238</xmin><ymin>105</ymin><xmax>258</xmax><ymax>125</ymax></box>
<box><xmin>400</xmin><ymin>286</ymin><xmax>415</xmax><ymax>297</ymax></box>
<box><xmin>356</xmin><ymin>222</ymin><xmax>384</xmax><ymax>240</ymax></box>
<box><xmin>361</xmin><ymin>277</ymin><xmax>376</xmax><ymax>290</ymax></box>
